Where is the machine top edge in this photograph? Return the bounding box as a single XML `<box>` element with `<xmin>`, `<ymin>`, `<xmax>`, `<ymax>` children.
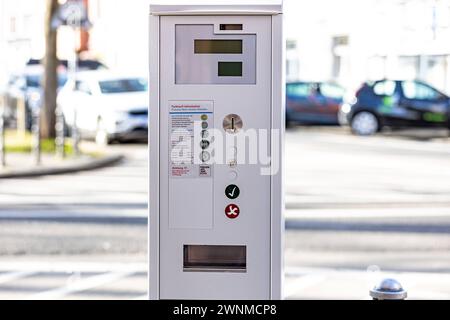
<box><xmin>150</xmin><ymin>4</ymin><xmax>283</xmax><ymax>16</ymax></box>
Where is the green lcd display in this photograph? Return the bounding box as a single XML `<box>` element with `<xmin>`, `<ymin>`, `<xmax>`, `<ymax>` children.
<box><xmin>218</xmin><ymin>62</ymin><xmax>243</xmax><ymax>77</ymax></box>
<box><xmin>195</xmin><ymin>40</ymin><xmax>243</xmax><ymax>54</ymax></box>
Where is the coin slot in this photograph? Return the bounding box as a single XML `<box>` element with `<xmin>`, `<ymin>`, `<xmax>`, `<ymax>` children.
<box><xmin>223</xmin><ymin>114</ymin><xmax>243</xmax><ymax>134</ymax></box>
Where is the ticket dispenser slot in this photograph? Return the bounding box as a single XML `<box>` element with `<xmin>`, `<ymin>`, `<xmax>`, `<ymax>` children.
<box><xmin>184</xmin><ymin>245</ymin><xmax>247</xmax><ymax>273</ymax></box>
<box><xmin>150</xmin><ymin>3</ymin><xmax>283</xmax><ymax>301</ymax></box>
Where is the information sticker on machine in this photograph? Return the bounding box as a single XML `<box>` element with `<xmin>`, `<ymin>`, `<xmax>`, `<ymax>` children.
<box><xmin>169</xmin><ymin>101</ymin><xmax>214</xmax><ymax>179</ymax></box>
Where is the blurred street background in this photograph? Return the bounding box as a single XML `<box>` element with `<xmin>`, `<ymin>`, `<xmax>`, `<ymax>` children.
<box><xmin>1</xmin><ymin>0</ymin><xmax>450</xmax><ymax>300</ymax></box>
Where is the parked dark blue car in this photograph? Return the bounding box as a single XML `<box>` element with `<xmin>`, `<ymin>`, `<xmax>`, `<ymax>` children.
<box><xmin>286</xmin><ymin>81</ymin><xmax>345</xmax><ymax>125</ymax></box>
<box><xmin>340</xmin><ymin>79</ymin><xmax>450</xmax><ymax>135</ymax></box>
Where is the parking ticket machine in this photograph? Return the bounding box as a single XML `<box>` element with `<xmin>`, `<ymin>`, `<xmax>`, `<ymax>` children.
<box><xmin>149</xmin><ymin>1</ymin><xmax>284</xmax><ymax>300</ymax></box>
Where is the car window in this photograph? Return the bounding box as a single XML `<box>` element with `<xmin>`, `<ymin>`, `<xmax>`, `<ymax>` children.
<box><xmin>320</xmin><ymin>83</ymin><xmax>344</xmax><ymax>99</ymax></box>
<box><xmin>373</xmin><ymin>80</ymin><xmax>396</xmax><ymax>96</ymax></box>
<box><xmin>58</xmin><ymin>75</ymin><xmax>68</xmax><ymax>88</ymax></box>
<box><xmin>99</xmin><ymin>78</ymin><xmax>148</xmax><ymax>94</ymax></box>
<box><xmin>75</xmin><ymin>81</ymin><xmax>92</xmax><ymax>95</ymax></box>
<box><xmin>402</xmin><ymin>81</ymin><xmax>441</xmax><ymax>100</ymax></box>
<box><xmin>287</xmin><ymin>83</ymin><xmax>310</xmax><ymax>97</ymax></box>
<box><xmin>23</xmin><ymin>74</ymin><xmax>66</xmax><ymax>89</ymax></box>
<box><xmin>26</xmin><ymin>75</ymin><xmax>41</xmax><ymax>88</ymax></box>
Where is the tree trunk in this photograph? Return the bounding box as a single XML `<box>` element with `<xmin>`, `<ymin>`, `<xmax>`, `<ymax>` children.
<box><xmin>41</xmin><ymin>0</ymin><xmax>59</xmax><ymax>139</ymax></box>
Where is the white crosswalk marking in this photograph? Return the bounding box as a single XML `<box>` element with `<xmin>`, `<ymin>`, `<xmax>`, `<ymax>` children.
<box><xmin>0</xmin><ymin>262</ymin><xmax>449</xmax><ymax>299</ymax></box>
<box><xmin>0</xmin><ymin>271</ymin><xmax>36</xmax><ymax>285</ymax></box>
<box><xmin>0</xmin><ymin>262</ymin><xmax>147</xmax><ymax>273</ymax></box>
<box><xmin>30</xmin><ymin>271</ymin><xmax>137</xmax><ymax>300</ymax></box>
<box><xmin>284</xmin><ymin>267</ymin><xmax>450</xmax><ymax>300</ymax></box>
<box><xmin>0</xmin><ymin>262</ymin><xmax>147</xmax><ymax>300</ymax></box>
<box><xmin>285</xmin><ymin>207</ymin><xmax>450</xmax><ymax>219</ymax></box>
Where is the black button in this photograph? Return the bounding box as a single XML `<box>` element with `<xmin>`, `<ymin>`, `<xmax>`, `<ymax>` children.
<box><xmin>225</xmin><ymin>184</ymin><xmax>240</xmax><ymax>200</ymax></box>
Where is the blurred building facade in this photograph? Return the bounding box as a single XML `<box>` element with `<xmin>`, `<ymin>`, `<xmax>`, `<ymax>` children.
<box><xmin>87</xmin><ymin>0</ymin><xmax>149</xmax><ymax>74</ymax></box>
<box><xmin>2</xmin><ymin>0</ymin><xmax>450</xmax><ymax>94</ymax></box>
<box><xmin>0</xmin><ymin>0</ymin><xmax>90</xmax><ymax>83</ymax></box>
<box><xmin>0</xmin><ymin>0</ymin><xmax>46</xmax><ymax>84</ymax></box>
<box><xmin>0</xmin><ymin>0</ymin><xmax>149</xmax><ymax>86</ymax></box>
<box><xmin>285</xmin><ymin>0</ymin><xmax>450</xmax><ymax>94</ymax></box>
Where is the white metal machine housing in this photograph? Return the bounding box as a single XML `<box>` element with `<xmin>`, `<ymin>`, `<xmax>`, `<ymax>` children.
<box><xmin>149</xmin><ymin>1</ymin><xmax>284</xmax><ymax>300</ymax></box>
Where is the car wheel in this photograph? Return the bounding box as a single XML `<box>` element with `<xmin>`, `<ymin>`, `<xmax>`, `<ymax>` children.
<box><xmin>351</xmin><ymin>111</ymin><xmax>379</xmax><ymax>136</ymax></box>
<box><xmin>286</xmin><ymin>117</ymin><xmax>293</xmax><ymax>128</ymax></box>
<box><xmin>64</xmin><ymin>117</ymin><xmax>71</xmax><ymax>137</ymax></box>
<box><xmin>58</xmin><ymin>113</ymin><xmax>71</xmax><ymax>137</ymax></box>
<box><xmin>95</xmin><ymin>119</ymin><xmax>112</xmax><ymax>146</ymax></box>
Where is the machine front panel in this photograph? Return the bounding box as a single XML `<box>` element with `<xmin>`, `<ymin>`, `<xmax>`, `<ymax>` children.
<box><xmin>159</xmin><ymin>15</ymin><xmax>272</xmax><ymax>300</ymax></box>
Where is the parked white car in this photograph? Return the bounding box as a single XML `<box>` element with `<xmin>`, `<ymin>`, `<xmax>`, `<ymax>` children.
<box><xmin>57</xmin><ymin>71</ymin><xmax>148</xmax><ymax>145</ymax></box>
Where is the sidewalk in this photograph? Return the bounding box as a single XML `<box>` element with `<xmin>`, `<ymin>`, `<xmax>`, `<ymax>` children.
<box><xmin>0</xmin><ymin>142</ymin><xmax>124</xmax><ymax>179</ymax></box>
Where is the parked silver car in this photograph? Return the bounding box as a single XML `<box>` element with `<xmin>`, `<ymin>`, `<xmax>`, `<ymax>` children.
<box><xmin>57</xmin><ymin>71</ymin><xmax>148</xmax><ymax>145</ymax></box>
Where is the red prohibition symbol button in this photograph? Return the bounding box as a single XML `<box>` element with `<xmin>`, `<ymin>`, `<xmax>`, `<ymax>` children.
<box><xmin>225</xmin><ymin>204</ymin><xmax>240</xmax><ymax>219</ymax></box>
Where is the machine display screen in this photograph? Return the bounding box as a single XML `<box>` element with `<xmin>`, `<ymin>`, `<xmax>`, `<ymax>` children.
<box><xmin>176</xmin><ymin>25</ymin><xmax>255</xmax><ymax>84</ymax></box>
<box><xmin>218</xmin><ymin>62</ymin><xmax>243</xmax><ymax>77</ymax></box>
<box><xmin>195</xmin><ymin>40</ymin><xmax>243</xmax><ymax>54</ymax></box>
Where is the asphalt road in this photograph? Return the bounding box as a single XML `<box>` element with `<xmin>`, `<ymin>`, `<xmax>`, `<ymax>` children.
<box><xmin>0</xmin><ymin>143</ymin><xmax>148</xmax><ymax>300</ymax></box>
<box><xmin>1</xmin><ymin>128</ymin><xmax>450</xmax><ymax>299</ymax></box>
<box><xmin>285</xmin><ymin>127</ymin><xmax>450</xmax><ymax>299</ymax></box>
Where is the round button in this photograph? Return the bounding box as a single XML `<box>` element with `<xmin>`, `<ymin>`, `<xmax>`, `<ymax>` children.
<box><xmin>201</xmin><ymin>114</ymin><xmax>208</xmax><ymax>121</ymax></box>
<box><xmin>201</xmin><ymin>122</ymin><xmax>209</xmax><ymax>129</ymax></box>
<box><xmin>201</xmin><ymin>130</ymin><xmax>209</xmax><ymax>139</ymax></box>
<box><xmin>200</xmin><ymin>151</ymin><xmax>210</xmax><ymax>163</ymax></box>
<box><xmin>225</xmin><ymin>204</ymin><xmax>240</xmax><ymax>219</ymax></box>
<box><xmin>228</xmin><ymin>171</ymin><xmax>238</xmax><ymax>181</ymax></box>
<box><xmin>200</xmin><ymin>140</ymin><xmax>210</xmax><ymax>150</ymax></box>
<box><xmin>225</xmin><ymin>184</ymin><xmax>240</xmax><ymax>200</ymax></box>
<box><xmin>223</xmin><ymin>114</ymin><xmax>243</xmax><ymax>134</ymax></box>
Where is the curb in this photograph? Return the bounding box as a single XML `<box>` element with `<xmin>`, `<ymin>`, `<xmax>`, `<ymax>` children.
<box><xmin>0</xmin><ymin>154</ymin><xmax>125</xmax><ymax>179</ymax></box>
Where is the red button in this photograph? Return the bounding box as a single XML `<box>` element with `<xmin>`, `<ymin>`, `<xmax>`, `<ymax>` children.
<box><xmin>225</xmin><ymin>204</ymin><xmax>240</xmax><ymax>219</ymax></box>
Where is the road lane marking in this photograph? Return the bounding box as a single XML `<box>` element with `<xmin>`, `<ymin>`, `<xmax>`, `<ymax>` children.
<box><xmin>0</xmin><ymin>262</ymin><xmax>147</xmax><ymax>273</ymax></box>
<box><xmin>285</xmin><ymin>267</ymin><xmax>450</xmax><ymax>300</ymax></box>
<box><xmin>2</xmin><ymin>263</ymin><xmax>449</xmax><ymax>300</ymax></box>
<box><xmin>0</xmin><ymin>271</ymin><xmax>35</xmax><ymax>285</ymax></box>
<box><xmin>287</xmin><ymin>131</ymin><xmax>450</xmax><ymax>155</ymax></box>
<box><xmin>285</xmin><ymin>207</ymin><xmax>450</xmax><ymax>219</ymax></box>
<box><xmin>0</xmin><ymin>210</ymin><xmax>146</xmax><ymax>220</ymax></box>
<box><xmin>285</xmin><ymin>266</ymin><xmax>450</xmax><ymax>279</ymax></box>
<box><xmin>407</xmin><ymin>290</ymin><xmax>450</xmax><ymax>299</ymax></box>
